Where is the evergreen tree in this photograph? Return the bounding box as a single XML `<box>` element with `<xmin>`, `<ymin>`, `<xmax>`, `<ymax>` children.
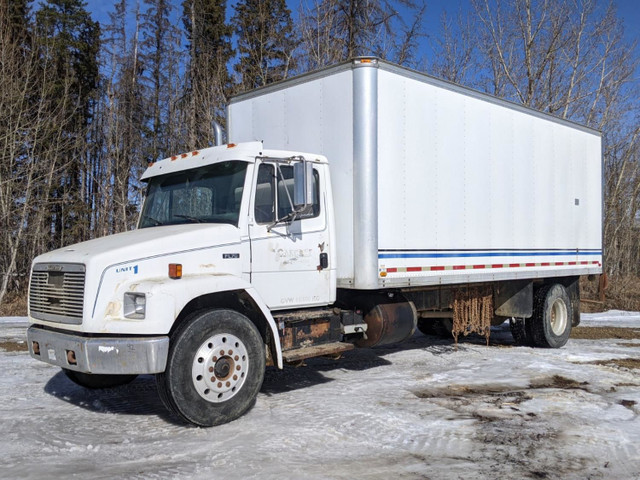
<box><xmin>141</xmin><ymin>0</ymin><xmax>181</xmax><ymax>160</ymax></box>
<box><xmin>182</xmin><ymin>0</ymin><xmax>233</xmax><ymax>148</ymax></box>
<box><xmin>0</xmin><ymin>0</ymin><xmax>30</xmax><ymax>43</ymax></box>
<box><xmin>232</xmin><ymin>0</ymin><xmax>298</xmax><ymax>91</ymax></box>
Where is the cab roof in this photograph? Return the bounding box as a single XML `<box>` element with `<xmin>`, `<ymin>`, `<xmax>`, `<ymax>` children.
<box><xmin>141</xmin><ymin>141</ymin><xmax>328</xmax><ymax>181</ymax></box>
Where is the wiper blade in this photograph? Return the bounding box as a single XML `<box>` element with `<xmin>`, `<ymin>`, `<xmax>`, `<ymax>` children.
<box><xmin>174</xmin><ymin>214</ymin><xmax>204</xmax><ymax>223</ymax></box>
<box><xmin>142</xmin><ymin>215</ymin><xmax>164</xmax><ymax>226</ymax></box>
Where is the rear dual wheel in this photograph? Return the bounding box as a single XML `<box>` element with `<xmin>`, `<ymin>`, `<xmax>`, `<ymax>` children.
<box><xmin>510</xmin><ymin>283</ymin><xmax>572</xmax><ymax>348</ymax></box>
<box><xmin>417</xmin><ymin>317</ymin><xmax>453</xmax><ymax>337</ymax></box>
<box><xmin>156</xmin><ymin>309</ymin><xmax>265</xmax><ymax>427</ymax></box>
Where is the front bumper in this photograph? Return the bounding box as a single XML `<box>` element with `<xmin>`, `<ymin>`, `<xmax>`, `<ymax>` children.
<box><xmin>27</xmin><ymin>326</ymin><xmax>169</xmax><ymax>375</ymax></box>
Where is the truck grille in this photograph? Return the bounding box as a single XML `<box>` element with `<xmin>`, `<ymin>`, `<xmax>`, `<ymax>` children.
<box><xmin>29</xmin><ymin>263</ymin><xmax>86</xmax><ymax>324</ymax></box>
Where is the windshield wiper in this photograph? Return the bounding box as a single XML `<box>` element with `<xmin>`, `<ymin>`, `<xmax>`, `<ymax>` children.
<box><xmin>174</xmin><ymin>214</ymin><xmax>204</xmax><ymax>223</ymax></box>
<box><xmin>142</xmin><ymin>215</ymin><xmax>164</xmax><ymax>226</ymax></box>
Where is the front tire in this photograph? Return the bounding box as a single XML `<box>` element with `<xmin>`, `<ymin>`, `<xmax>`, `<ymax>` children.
<box><xmin>157</xmin><ymin>309</ymin><xmax>265</xmax><ymax>427</ymax></box>
<box><xmin>528</xmin><ymin>284</ymin><xmax>572</xmax><ymax>348</ymax></box>
<box><xmin>63</xmin><ymin>369</ymin><xmax>137</xmax><ymax>389</ymax></box>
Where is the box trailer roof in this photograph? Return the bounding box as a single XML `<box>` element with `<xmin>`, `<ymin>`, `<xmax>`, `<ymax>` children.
<box><xmin>230</xmin><ymin>57</ymin><xmax>600</xmax><ymax>138</ymax></box>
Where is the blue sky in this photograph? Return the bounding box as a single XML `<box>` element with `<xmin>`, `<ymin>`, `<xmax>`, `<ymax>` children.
<box><xmin>81</xmin><ymin>0</ymin><xmax>639</xmax><ymax>72</ymax></box>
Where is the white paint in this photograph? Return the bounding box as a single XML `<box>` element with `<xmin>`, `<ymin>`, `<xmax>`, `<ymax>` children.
<box><xmin>98</xmin><ymin>346</ymin><xmax>117</xmax><ymax>354</ymax></box>
<box><xmin>229</xmin><ymin>60</ymin><xmax>603</xmax><ymax>289</ymax></box>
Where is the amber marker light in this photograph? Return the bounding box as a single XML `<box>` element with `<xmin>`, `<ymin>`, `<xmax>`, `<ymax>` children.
<box><xmin>227</xmin><ymin>143</ymin><xmax>237</xmax><ymax>148</ymax></box>
<box><xmin>169</xmin><ymin>263</ymin><xmax>182</xmax><ymax>279</ymax></box>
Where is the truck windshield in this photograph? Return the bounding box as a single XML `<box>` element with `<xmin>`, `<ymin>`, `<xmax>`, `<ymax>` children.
<box><xmin>139</xmin><ymin>161</ymin><xmax>248</xmax><ymax>228</ymax></box>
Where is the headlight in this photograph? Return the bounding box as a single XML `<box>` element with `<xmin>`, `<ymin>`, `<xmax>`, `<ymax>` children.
<box><xmin>124</xmin><ymin>292</ymin><xmax>146</xmax><ymax>319</ymax></box>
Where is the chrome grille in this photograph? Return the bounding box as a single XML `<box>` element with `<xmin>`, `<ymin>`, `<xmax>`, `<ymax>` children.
<box><xmin>29</xmin><ymin>263</ymin><xmax>85</xmax><ymax>324</ymax></box>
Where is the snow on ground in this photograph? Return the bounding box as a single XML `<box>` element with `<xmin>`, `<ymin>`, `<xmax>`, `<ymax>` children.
<box><xmin>1</xmin><ymin>312</ymin><xmax>639</xmax><ymax>479</ymax></box>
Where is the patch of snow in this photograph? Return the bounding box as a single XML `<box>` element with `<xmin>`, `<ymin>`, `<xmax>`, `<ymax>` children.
<box><xmin>1</xmin><ymin>312</ymin><xmax>639</xmax><ymax>479</ymax></box>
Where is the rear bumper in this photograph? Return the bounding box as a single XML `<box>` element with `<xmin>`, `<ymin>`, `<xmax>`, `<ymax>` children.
<box><xmin>27</xmin><ymin>326</ymin><xmax>169</xmax><ymax>375</ymax></box>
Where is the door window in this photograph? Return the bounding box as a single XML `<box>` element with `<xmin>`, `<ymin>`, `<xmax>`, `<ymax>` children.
<box><xmin>254</xmin><ymin>163</ymin><xmax>320</xmax><ymax>224</ymax></box>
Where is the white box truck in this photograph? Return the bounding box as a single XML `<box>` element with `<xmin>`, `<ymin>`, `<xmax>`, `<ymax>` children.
<box><xmin>27</xmin><ymin>58</ymin><xmax>602</xmax><ymax>426</ymax></box>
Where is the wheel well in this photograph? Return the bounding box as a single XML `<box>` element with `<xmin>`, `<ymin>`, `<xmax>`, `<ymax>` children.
<box><xmin>172</xmin><ymin>290</ymin><xmax>277</xmax><ymax>364</ymax></box>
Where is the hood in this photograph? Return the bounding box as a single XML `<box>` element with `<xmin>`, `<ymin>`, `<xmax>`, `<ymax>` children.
<box><xmin>33</xmin><ymin>224</ymin><xmax>241</xmax><ymax>269</ymax></box>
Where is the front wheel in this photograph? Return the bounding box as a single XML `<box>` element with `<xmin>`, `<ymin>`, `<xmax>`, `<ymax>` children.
<box><xmin>156</xmin><ymin>309</ymin><xmax>265</xmax><ymax>427</ymax></box>
<box><xmin>63</xmin><ymin>369</ymin><xmax>137</xmax><ymax>389</ymax></box>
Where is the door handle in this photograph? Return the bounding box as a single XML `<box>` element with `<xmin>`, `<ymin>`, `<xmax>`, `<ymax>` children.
<box><xmin>319</xmin><ymin>253</ymin><xmax>328</xmax><ymax>270</ymax></box>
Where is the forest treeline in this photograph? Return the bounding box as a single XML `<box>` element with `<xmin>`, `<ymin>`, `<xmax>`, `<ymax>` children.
<box><xmin>0</xmin><ymin>0</ymin><xmax>638</xmax><ymax>308</ymax></box>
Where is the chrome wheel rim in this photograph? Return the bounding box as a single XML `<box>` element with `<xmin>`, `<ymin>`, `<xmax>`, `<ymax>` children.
<box><xmin>192</xmin><ymin>333</ymin><xmax>249</xmax><ymax>403</ymax></box>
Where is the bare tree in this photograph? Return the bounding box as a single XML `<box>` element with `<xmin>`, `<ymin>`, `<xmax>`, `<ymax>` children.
<box><xmin>297</xmin><ymin>0</ymin><xmax>425</xmax><ymax>71</ymax></box>
<box><xmin>181</xmin><ymin>0</ymin><xmax>234</xmax><ymax>149</ymax></box>
<box><xmin>432</xmin><ymin>0</ymin><xmax>640</xmax><ymax>278</ymax></box>
<box><xmin>0</xmin><ymin>5</ymin><xmax>83</xmax><ymax>304</ymax></box>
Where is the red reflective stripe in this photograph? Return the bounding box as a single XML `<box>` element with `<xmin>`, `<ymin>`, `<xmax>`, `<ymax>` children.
<box><xmin>386</xmin><ymin>268</ymin><xmax>398</xmax><ymax>273</ymax></box>
<box><xmin>430</xmin><ymin>266</ymin><xmax>445</xmax><ymax>271</ymax></box>
<box><xmin>407</xmin><ymin>267</ymin><xmax>422</xmax><ymax>272</ymax></box>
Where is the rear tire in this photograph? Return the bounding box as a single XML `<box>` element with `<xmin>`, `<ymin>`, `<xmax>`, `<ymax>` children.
<box><xmin>509</xmin><ymin>317</ymin><xmax>530</xmax><ymax>346</ymax></box>
<box><xmin>417</xmin><ymin>317</ymin><xmax>453</xmax><ymax>338</ymax></box>
<box><xmin>529</xmin><ymin>284</ymin><xmax>572</xmax><ymax>348</ymax></box>
<box><xmin>63</xmin><ymin>369</ymin><xmax>137</xmax><ymax>389</ymax></box>
<box><xmin>157</xmin><ymin>309</ymin><xmax>265</xmax><ymax>427</ymax></box>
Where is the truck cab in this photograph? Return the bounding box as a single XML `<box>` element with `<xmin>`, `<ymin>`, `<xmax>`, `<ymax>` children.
<box><xmin>27</xmin><ymin>142</ymin><xmax>346</xmax><ymax>426</ymax></box>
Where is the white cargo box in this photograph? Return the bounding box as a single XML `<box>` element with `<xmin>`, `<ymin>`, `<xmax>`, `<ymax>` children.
<box><xmin>228</xmin><ymin>58</ymin><xmax>603</xmax><ymax>290</ymax></box>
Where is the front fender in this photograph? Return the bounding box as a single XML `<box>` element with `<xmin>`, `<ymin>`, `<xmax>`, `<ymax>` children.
<box><xmin>93</xmin><ymin>274</ymin><xmax>283</xmax><ymax>368</ymax></box>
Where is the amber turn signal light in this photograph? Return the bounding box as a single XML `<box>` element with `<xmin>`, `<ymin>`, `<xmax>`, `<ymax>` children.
<box><xmin>169</xmin><ymin>263</ymin><xmax>182</xmax><ymax>279</ymax></box>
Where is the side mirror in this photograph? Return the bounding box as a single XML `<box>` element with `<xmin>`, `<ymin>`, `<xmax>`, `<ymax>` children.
<box><xmin>293</xmin><ymin>160</ymin><xmax>313</xmax><ymax>212</ymax></box>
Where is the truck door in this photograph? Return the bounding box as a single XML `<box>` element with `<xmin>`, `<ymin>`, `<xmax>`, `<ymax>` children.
<box><xmin>248</xmin><ymin>160</ymin><xmax>333</xmax><ymax>310</ymax></box>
